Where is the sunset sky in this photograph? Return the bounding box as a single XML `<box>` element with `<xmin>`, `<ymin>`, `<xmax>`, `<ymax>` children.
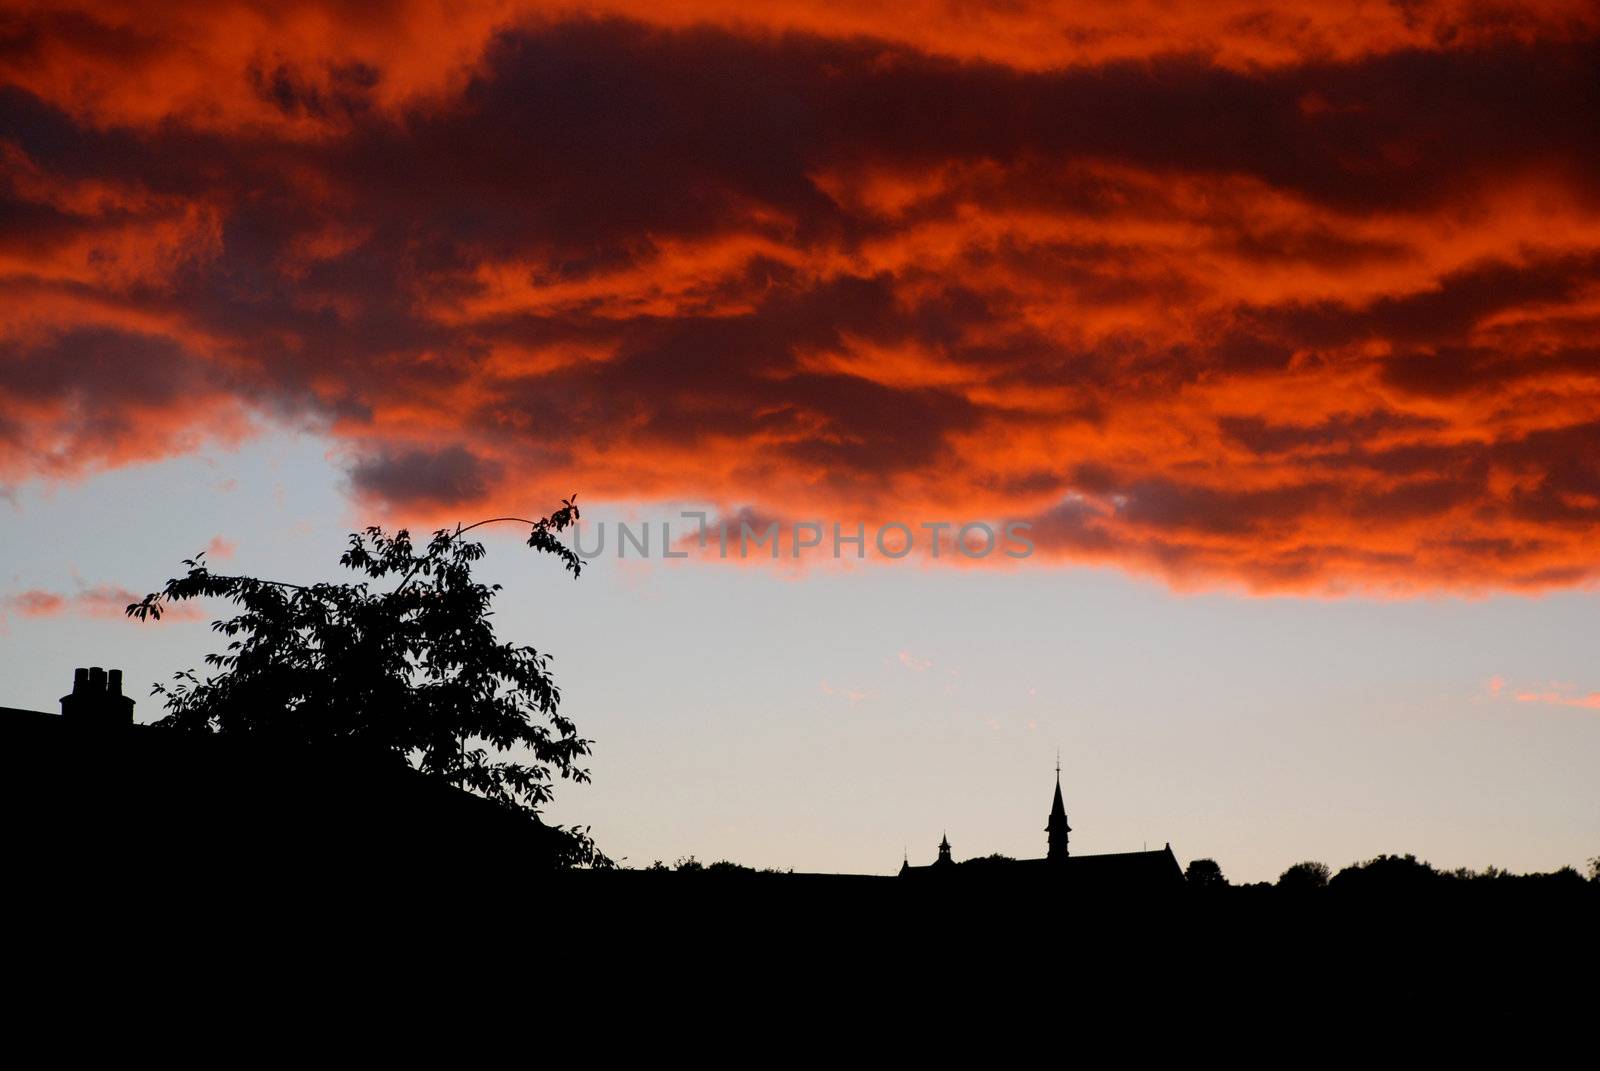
<box><xmin>3</xmin><ymin>1</ymin><xmax>1598</xmax><ymax>880</ymax></box>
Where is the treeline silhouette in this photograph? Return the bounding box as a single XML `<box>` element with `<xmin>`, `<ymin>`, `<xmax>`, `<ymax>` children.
<box><xmin>528</xmin><ymin>848</ymin><xmax>1599</xmax><ymax>968</ymax></box>
<box><xmin>571</xmin><ymin>850</ymin><xmax>1600</xmax><ymax>902</ymax></box>
<box><xmin>1182</xmin><ymin>852</ymin><xmax>1599</xmax><ymax>902</ymax></box>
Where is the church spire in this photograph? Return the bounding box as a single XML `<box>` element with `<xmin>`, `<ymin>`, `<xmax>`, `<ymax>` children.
<box><xmin>1046</xmin><ymin>756</ymin><xmax>1071</xmax><ymax>861</ymax></box>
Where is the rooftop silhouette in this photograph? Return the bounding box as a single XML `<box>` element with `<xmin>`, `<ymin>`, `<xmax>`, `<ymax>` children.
<box><xmin>897</xmin><ymin>762</ymin><xmax>1183</xmax><ymax>890</ymax></box>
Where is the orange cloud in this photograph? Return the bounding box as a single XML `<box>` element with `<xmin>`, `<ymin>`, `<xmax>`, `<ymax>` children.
<box><xmin>819</xmin><ymin>679</ymin><xmax>872</xmax><ymax>703</ymax></box>
<box><xmin>7</xmin><ymin>2</ymin><xmax>1597</xmax><ymax>135</ymax></box>
<box><xmin>6</xmin><ymin>589</ymin><xmax>65</xmax><ymax>617</ymax></box>
<box><xmin>1</xmin><ymin>584</ymin><xmax>204</xmax><ymax>621</ymax></box>
<box><xmin>4</xmin><ymin>5</ymin><xmax>1600</xmax><ymax>594</ymax></box>
<box><xmin>1514</xmin><ymin>688</ymin><xmax>1600</xmax><ymax>710</ymax></box>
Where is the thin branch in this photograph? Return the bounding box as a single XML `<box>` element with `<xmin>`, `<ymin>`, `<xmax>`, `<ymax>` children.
<box><xmin>192</xmin><ymin>574</ymin><xmax>314</xmax><ymax>591</ymax></box>
<box><xmin>126</xmin><ymin>571</ymin><xmax>316</xmax><ymax>621</ymax></box>
<box><xmin>391</xmin><ymin>516</ymin><xmax>544</xmax><ymax>596</ymax></box>
<box><xmin>130</xmin><ymin>511</ymin><xmax>572</xmax><ymax>619</ymax></box>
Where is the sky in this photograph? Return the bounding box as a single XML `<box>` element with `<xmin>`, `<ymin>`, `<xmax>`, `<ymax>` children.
<box><xmin>2</xmin><ymin>1</ymin><xmax>1598</xmax><ymax>881</ymax></box>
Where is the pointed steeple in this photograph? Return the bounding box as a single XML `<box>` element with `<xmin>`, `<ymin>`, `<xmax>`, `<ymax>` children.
<box><xmin>936</xmin><ymin>831</ymin><xmax>953</xmax><ymax>866</ymax></box>
<box><xmin>1046</xmin><ymin>755</ymin><xmax>1071</xmax><ymax>861</ymax></box>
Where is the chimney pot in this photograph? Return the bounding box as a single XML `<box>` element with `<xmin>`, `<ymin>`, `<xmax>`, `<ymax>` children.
<box><xmin>61</xmin><ymin>666</ymin><xmax>133</xmax><ymax>726</ymax></box>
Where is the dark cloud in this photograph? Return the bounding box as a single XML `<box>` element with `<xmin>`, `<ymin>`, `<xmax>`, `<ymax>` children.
<box><xmin>349</xmin><ymin>444</ymin><xmax>505</xmax><ymax>508</ymax></box>
<box><xmin>1220</xmin><ymin>411</ymin><xmax>1448</xmax><ymax>456</ymax></box>
<box><xmin>3</xmin><ymin>7</ymin><xmax>1600</xmax><ymax>591</ymax></box>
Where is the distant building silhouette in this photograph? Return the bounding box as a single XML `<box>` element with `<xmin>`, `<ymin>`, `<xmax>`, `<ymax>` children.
<box><xmin>899</xmin><ymin>763</ymin><xmax>1183</xmax><ymax>889</ymax></box>
<box><xmin>1047</xmin><ymin>755</ymin><xmax>1071</xmax><ymax>859</ymax></box>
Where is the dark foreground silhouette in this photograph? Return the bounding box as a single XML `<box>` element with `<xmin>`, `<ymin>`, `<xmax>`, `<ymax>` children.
<box><xmin>4</xmin><ymin>670</ymin><xmax>577</xmax><ymax>884</ymax></box>
<box><xmin>4</xmin><ymin>660</ymin><xmax>1592</xmax><ymax>1039</ymax></box>
<box><xmin>8</xmin><ymin>668</ymin><xmax>1593</xmax><ymax>932</ymax></box>
<box><xmin>7</xmin><ymin>679</ymin><xmax>1595</xmax><ymax>1039</ymax></box>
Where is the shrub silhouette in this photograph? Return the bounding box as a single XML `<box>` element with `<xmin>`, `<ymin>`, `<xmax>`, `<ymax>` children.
<box><xmin>1185</xmin><ymin>857</ymin><xmax>1227</xmax><ymax>887</ymax></box>
<box><xmin>1278</xmin><ymin>860</ymin><xmax>1331</xmax><ymax>890</ymax></box>
<box><xmin>1329</xmin><ymin>853</ymin><xmax>1438</xmax><ymax>892</ymax></box>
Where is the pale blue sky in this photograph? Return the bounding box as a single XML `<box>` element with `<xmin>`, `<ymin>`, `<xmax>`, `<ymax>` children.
<box><xmin>3</xmin><ymin>431</ymin><xmax>1596</xmax><ymax>882</ymax></box>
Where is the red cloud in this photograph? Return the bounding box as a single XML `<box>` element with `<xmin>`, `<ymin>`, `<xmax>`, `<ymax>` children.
<box><xmin>6</xmin><ymin>589</ymin><xmax>65</xmax><ymax>617</ymax></box>
<box><xmin>2</xmin><ymin>585</ymin><xmax>204</xmax><ymax>622</ymax></box>
<box><xmin>4</xmin><ymin>5</ymin><xmax>1600</xmax><ymax>594</ymax></box>
<box><xmin>1515</xmin><ymin>688</ymin><xmax>1600</xmax><ymax>710</ymax></box>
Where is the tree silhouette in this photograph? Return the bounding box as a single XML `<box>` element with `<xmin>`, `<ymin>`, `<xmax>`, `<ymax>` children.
<box><xmin>1329</xmin><ymin>853</ymin><xmax>1438</xmax><ymax>892</ymax></box>
<box><xmin>1278</xmin><ymin>860</ymin><xmax>1331</xmax><ymax>890</ymax></box>
<box><xmin>1185</xmin><ymin>857</ymin><xmax>1227</xmax><ymax>887</ymax></box>
<box><xmin>127</xmin><ymin>500</ymin><xmax>607</xmax><ymax>866</ymax></box>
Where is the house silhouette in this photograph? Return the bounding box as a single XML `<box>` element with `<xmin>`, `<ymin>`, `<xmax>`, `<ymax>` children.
<box><xmin>3</xmin><ymin>665</ymin><xmax>574</xmax><ymax>886</ymax></box>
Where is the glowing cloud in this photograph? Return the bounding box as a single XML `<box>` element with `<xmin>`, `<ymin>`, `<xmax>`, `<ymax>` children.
<box><xmin>897</xmin><ymin>650</ymin><xmax>933</xmax><ymax>672</ymax></box>
<box><xmin>4</xmin><ymin>3</ymin><xmax>1600</xmax><ymax>593</ymax></box>
<box><xmin>1</xmin><ymin>584</ymin><xmax>204</xmax><ymax>621</ymax></box>
<box><xmin>1514</xmin><ymin>688</ymin><xmax>1600</xmax><ymax>710</ymax></box>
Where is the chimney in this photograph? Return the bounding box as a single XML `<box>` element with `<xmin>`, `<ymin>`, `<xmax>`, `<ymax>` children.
<box><xmin>60</xmin><ymin>666</ymin><xmax>135</xmax><ymax>728</ymax></box>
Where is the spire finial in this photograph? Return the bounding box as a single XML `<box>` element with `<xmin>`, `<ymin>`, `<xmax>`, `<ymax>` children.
<box><xmin>1056</xmin><ymin>747</ymin><xmax>1061</xmax><ymax>780</ymax></box>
